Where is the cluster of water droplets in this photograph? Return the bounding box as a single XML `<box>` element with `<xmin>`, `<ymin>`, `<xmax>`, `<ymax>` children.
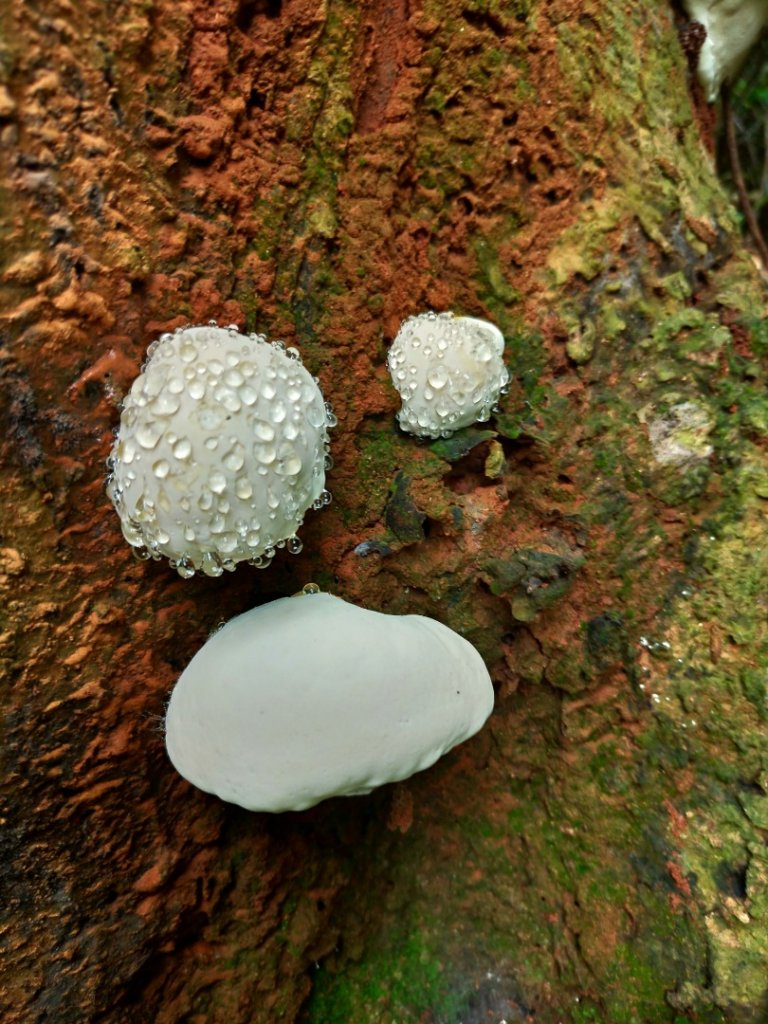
<box><xmin>106</xmin><ymin>322</ymin><xmax>334</xmax><ymax>578</ymax></box>
<box><xmin>386</xmin><ymin>311</ymin><xmax>509</xmax><ymax>439</ymax></box>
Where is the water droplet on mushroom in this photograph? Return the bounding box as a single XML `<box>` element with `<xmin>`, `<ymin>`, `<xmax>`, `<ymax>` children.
<box><xmin>209</xmin><ymin>471</ymin><xmax>227</xmax><ymax>495</ymax></box>
<box><xmin>136</xmin><ymin>422</ymin><xmax>162</xmax><ymax>449</ymax></box>
<box><xmin>175</xmin><ymin>558</ymin><xmax>195</xmax><ymax>579</ymax></box>
<box><xmin>173</xmin><ymin>438</ymin><xmax>192</xmax><ymax>460</ymax></box>
<box><xmin>276</xmin><ymin>453</ymin><xmax>302</xmax><ymax>477</ymax></box>
<box><xmin>427</xmin><ymin>368</ymin><xmax>448</xmax><ymax>390</ymax></box>
<box><xmin>272</xmin><ymin>400</ymin><xmax>287</xmax><ymax>423</ymax></box>
<box><xmin>201</xmin><ymin>551</ymin><xmax>224</xmax><ymax>577</ymax></box>
<box><xmin>235</xmin><ymin>478</ymin><xmax>253</xmax><ymax>500</ymax></box>
<box><xmin>254</xmin><ymin>421</ymin><xmax>275</xmax><ymax>442</ymax></box>
<box><xmin>223</xmin><ymin>449</ymin><xmax>244</xmax><ymax>472</ymax></box>
<box><xmin>118</xmin><ymin>438</ymin><xmax>137</xmax><ymax>465</ymax></box>
<box><xmin>255</xmin><ymin>443</ymin><xmax>276</xmax><ymax>465</ymax></box>
<box><xmin>217</xmin><ymin>532</ymin><xmax>238</xmax><ymax>553</ymax></box>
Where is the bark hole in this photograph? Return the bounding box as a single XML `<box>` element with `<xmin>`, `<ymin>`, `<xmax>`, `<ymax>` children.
<box><xmin>236</xmin><ymin>0</ymin><xmax>283</xmax><ymax>32</ymax></box>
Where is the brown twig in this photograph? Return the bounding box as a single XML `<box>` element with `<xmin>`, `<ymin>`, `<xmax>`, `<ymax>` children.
<box><xmin>722</xmin><ymin>81</ymin><xmax>768</xmax><ymax>269</ymax></box>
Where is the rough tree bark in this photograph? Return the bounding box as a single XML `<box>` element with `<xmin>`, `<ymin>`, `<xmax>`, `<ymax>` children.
<box><xmin>1</xmin><ymin>1</ymin><xmax>767</xmax><ymax>1022</ymax></box>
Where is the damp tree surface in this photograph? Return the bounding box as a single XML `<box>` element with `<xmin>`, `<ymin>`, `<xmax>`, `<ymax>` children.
<box><xmin>1</xmin><ymin>1</ymin><xmax>768</xmax><ymax>1022</ymax></box>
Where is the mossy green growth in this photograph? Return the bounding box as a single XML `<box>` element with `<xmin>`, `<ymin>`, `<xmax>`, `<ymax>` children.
<box><xmin>303</xmin><ymin>928</ymin><xmax>468</xmax><ymax>1024</ymax></box>
<box><xmin>484</xmin><ymin>548</ymin><xmax>583</xmax><ymax>621</ymax></box>
<box><xmin>635</xmin><ymin>456</ymin><xmax>768</xmax><ymax>1017</ymax></box>
<box><xmin>429</xmin><ymin>427</ymin><xmax>497</xmax><ymax>462</ymax></box>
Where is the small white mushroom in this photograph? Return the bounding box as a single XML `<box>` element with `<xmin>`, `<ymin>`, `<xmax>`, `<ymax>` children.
<box><xmin>387</xmin><ymin>311</ymin><xmax>509</xmax><ymax>439</ymax></box>
<box><xmin>164</xmin><ymin>592</ymin><xmax>495</xmax><ymax>812</ymax></box>
<box><xmin>107</xmin><ymin>324</ymin><xmax>334</xmax><ymax>577</ymax></box>
<box><xmin>682</xmin><ymin>0</ymin><xmax>768</xmax><ymax>101</ymax></box>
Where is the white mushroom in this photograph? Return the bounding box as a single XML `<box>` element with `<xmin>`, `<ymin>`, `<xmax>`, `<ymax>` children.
<box><xmin>387</xmin><ymin>311</ymin><xmax>509</xmax><ymax>439</ymax></box>
<box><xmin>164</xmin><ymin>592</ymin><xmax>495</xmax><ymax>812</ymax></box>
<box><xmin>682</xmin><ymin>0</ymin><xmax>768</xmax><ymax>101</ymax></box>
<box><xmin>107</xmin><ymin>324</ymin><xmax>334</xmax><ymax>577</ymax></box>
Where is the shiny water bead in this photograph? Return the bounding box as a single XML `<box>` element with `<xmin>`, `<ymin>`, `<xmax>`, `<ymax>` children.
<box><xmin>386</xmin><ymin>312</ymin><xmax>509</xmax><ymax>439</ymax></box>
<box><xmin>107</xmin><ymin>323</ymin><xmax>335</xmax><ymax>577</ymax></box>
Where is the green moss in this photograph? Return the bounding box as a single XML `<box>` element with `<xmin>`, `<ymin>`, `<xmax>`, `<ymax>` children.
<box><xmin>304</xmin><ymin>930</ymin><xmax>467</xmax><ymax>1024</ymax></box>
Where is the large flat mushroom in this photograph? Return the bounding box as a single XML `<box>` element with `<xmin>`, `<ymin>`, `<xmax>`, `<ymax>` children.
<box><xmin>165</xmin><ymin>592</ymin><xmax>495</xmax><ymax>812</ymax></box>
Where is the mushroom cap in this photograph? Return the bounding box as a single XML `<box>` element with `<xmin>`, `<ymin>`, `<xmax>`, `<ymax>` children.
<box><xmin>387</xmin><ymin>311</ymin><xmax>509</xmax><ymax>439</ymax></box>
<box><xmin>107</xmin><ymin>325</ymin><xmax>333</xmax><ymax>577</ymax></box>
<box><xmin>165</xmin><ymin>593</ymin><xmax>495</xmax><ymax>812</ymax></box>
<box><xmin>683</xmin><ymin>0</ymin><xmax>768</xmax><ymax>101</ymax></box>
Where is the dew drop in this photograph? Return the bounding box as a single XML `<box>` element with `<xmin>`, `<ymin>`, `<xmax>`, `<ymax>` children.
<box><xmin>173</xmin><ymin>438</ymin><xmax>192</xmax><ymax>460</ymax></box>
<box><xmin>209</xmin><ymin>471</ymin><xmax>227</xmax><ymax>494</ymax></box>
<box><xmin>276</xmin><ymin>454</ymin><xmax>302</xmax><ymax>477</ymax></box>
<box><xmin>223</xmin><ymin>450</ymin><xmax>245</xmax><ymax>472</ymax></box>
<box><xmin>217</xmin><ymin>532</ymin><xmax>238</xmax><ymax>553</ymax></box>
<box><xmin>255</xmin><ymin>443</ymin><xmax>276</xmax><ymax>465</ymax></box>
<box><xmin>220</xmin><ymin>391</ymin><xmax>241</xmax><ymax>414</ymax></box>
<box><xmin>152</xmin><ymin>458</ymin><xmax>170</xmax><ymax>479</ymax></box>
<box><xmin>118</xmin><ymin>438</ymin><xmax>137</xmax><ymax>465</ymax></box>
<box><xmin>427</xmin><ymin>368</ymin><xmax>448</xmax><ymax>390</ymax></box>
<box><xmin>151</xmin><ymin>392</ymin><xmax>181</xmax><ymax>416</ymax></box>
<box><xmin>201</xmin><ymin>551</ymin><xmax>224</xmax><ymax>577</ymax></box>
<box><xmin>307</xmin><ymin>403</ymin><xmax>326</xmax><ymax>428</ymax></box>
<box><xmin>235</xmin><ymin>477</ymin><xmax>253</xmax><ymax>500</ymax></box>
<box><xmin>175</xmin><ymin>559</ymin><xmax>196</xmax><ymax>579</ymax></box>
<box><xmin>272</xmin><ymin>400</ymin><xmax>287</xmax><ymax>424</ymax></box>
<box><xmin>254</xmin><ymin>421</ymin><xmax>275</xmax><ymax>442</ymax></box>
<box><xmin>136</xmin><ymin>422</ymin><xmax>162</xmax><ymax>450</ymax></box>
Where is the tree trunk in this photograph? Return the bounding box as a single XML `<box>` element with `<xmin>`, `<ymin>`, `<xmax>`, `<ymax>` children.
<box><xmin>2</xmin><ymin>0</ymin><xmax>767</xmax><ymax>1021</ymax></box>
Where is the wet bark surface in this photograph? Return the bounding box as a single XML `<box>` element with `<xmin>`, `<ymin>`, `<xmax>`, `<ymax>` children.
<box><xmin>1</xmin><ymin>1</ymin><xmax>767</xmax><ymax>1022</ymax></box>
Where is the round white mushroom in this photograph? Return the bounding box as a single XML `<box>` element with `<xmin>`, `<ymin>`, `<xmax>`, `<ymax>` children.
<box><xmin>387</xmin><ymin>311</ymin><xmax>509</xmax><ymax>439</ymax></box>
<box><xmin>682</xmin><ymin>0</ymin><xmax>768</xmax><ymax>102</ymax></box>
<box><xmin>164</xmin><ymin>591</ymin><xmax>495</xmax><ymax>812</ymax></box>
<box><xmin>107</xmin><ymin>324</ymin><xmax>334</xmax><ymax>577</ymax></box>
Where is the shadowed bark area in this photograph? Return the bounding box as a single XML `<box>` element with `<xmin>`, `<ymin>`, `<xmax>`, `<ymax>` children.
<box><xmin>1</xmin><ymin>1</ymin><xmax>767</xmax><ymax>1022</ymax></box>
